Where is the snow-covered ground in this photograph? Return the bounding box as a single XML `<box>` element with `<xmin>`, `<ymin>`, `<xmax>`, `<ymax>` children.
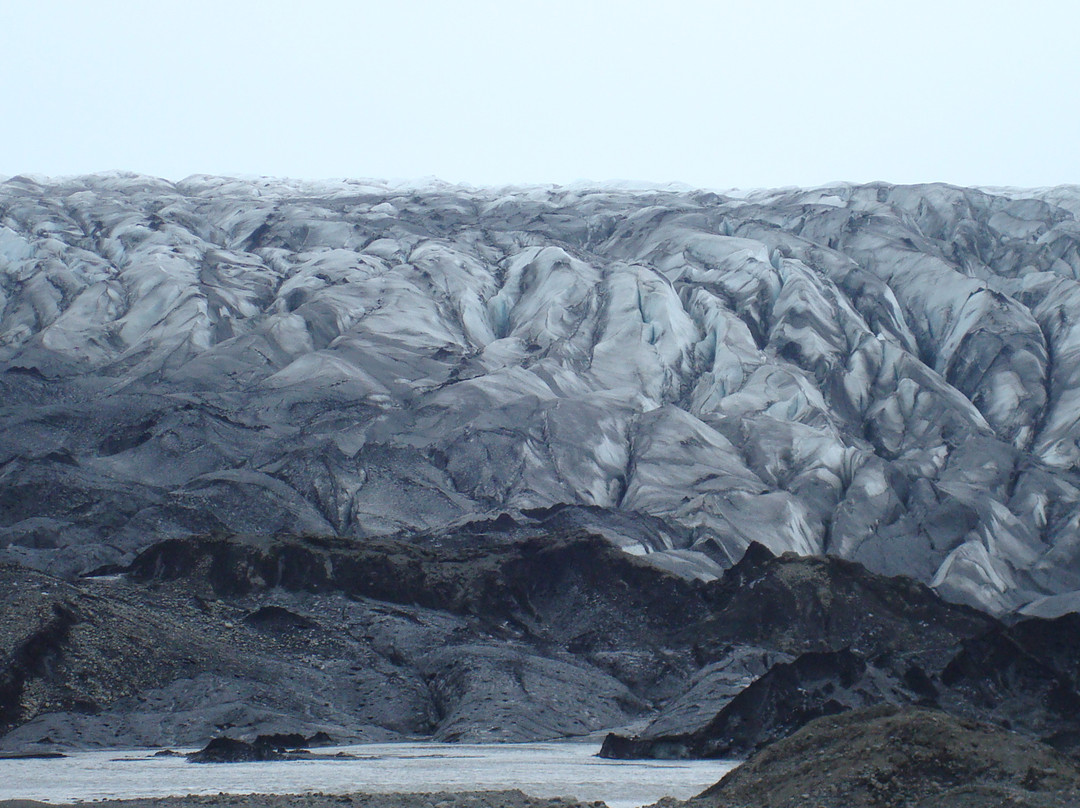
<box><xmin>0</xmin><ymin>742</ymin><xmax>736</xmax><ymax>808</ymax></box>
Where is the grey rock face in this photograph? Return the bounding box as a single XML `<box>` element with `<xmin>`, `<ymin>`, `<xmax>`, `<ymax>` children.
<box><xmin>3</xmin><ymin>174</ymin><xmax>1080</xmax><ymax>612</ymax></box>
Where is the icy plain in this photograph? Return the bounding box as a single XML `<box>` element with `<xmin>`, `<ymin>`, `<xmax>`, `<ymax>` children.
<box><xmin>3</xmin><ymin>174</ymin><xmax>1080</xmax><ymax>613</ymax></box>
<box><xmin>0</xmin><ymin>741</ymin><xmax>735</xmax><ymax>808</ymax></box>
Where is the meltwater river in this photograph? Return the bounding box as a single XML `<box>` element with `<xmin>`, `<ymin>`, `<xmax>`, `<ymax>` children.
<box><xmin>1</xmin><ymin>742</ymin><xmax>738</xmax><ymax>808</ymax></box>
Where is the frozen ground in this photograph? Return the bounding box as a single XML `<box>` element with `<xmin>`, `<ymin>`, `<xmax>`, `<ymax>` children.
<box><xmin>0</xmin><ymin>742</ymin><xmax>736</xmax><ymax>808</ymax></box>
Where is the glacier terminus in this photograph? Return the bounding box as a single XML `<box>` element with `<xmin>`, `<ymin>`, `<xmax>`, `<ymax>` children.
<box><xmin>3</xmin><ymin>174</ymin><xmax>1080</xmax><ymax>616</ymax></box>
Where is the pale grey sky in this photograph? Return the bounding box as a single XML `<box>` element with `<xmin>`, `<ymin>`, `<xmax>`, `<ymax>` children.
<box><xmin>1</xmin><ymin>0</ymin><xmax>1077</xmax><ymax>189</ymax></box>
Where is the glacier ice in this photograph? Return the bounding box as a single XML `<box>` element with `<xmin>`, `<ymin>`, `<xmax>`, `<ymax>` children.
<box><xmin>3</xmin><ymin>174</ymin><xmax>1080</xmax><ymax>613</ymax></box>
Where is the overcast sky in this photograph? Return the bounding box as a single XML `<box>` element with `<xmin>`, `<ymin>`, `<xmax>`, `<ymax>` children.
<box><xmin>1</xmin><ymin>0</ymin><xmax>1077</xmax><ymax>189</ymax></box>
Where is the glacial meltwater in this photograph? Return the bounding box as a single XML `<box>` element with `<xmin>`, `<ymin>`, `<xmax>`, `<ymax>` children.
<box><xmin>1</xmin><ymin>742</ymin><xmax>738</xmax><ymax>808</ymax></box>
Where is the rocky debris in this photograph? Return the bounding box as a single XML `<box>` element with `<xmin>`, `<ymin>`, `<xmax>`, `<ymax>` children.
<box><xmin>3</xmin><ymin>176</ymin><xmax>1080</xmax><ymax>614</ymax></box>
<box><xmin>0</xmin><ymin>530</ymin><xmax>699</xmax><ymax>750</ymax></box>
<box><xmin>8</xmin><ymin>529</ymin><xmax>1080</xmax><ymax>754</ymax></box>
<box><xmin>257</xmin><ymin>731</ymin><xmax>334</xmax><ymax>748</ymax></box>
<box><xmin>687</xmin><ymin>542</ymin><xmax>997</xmax><ymax>659</ymax></box>
<box><xmin>188</xmin><ymin>736</ymin><xmax>287</xmax><ymax>763</ymax></box>
<box><xmin>636</xmin><ymin>646</ymin><xmax>792</xmax><ymax>738</ymax></box>
<box><xmin>598</xmin><ymin>540</ymin><xmax>1008</xmax><ymax>757</ymax></box>
<box><xmin>1007</xmin><ymin>613</ymin><xmax>1080</xmax><ymax>683</ymax></box>
<box><xmin>602</xmin><ymin>543</ymin><xmax>1080</xmax><ymax>760</ymax></box>
<box><xmin>243</xmin><ymin>607</ymin><xmax>319</xmax><ymax>633</ymax></box>
<box><xmin>602</xmin><ymin>649</ymin><xmax>882</xmax><ymax>759</ymax></box>
<box><xmin>187</xmin><ymin>732</ymin><xmax>342</xmax><ymax>762</ymax></box>
<box><xmin>604</xmin><ymin>617</ymin><xmax>1080</xmax><ymax>759</ymax></box>
<box><xmin>939</xmin><ymin>629</ymin><xmax>1080</xmax><ymax>739</ymax></box>
<box><xmin>125</xmin><ymin>530</ymin><xmax>705</xmax><ymax>646</ymax></box>
<box><xmin>0</xmin><ymin>601</ymin><xmax>79</xmax><ymax>731</ymax></box>
<box><xmin>686</xmin><ymin>705</ymin><xmax>1080</xmax><ymax>808</ymax></box>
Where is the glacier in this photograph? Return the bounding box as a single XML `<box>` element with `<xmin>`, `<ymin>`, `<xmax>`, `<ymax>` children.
<box><xmin>3</xmin><ymin>173</ymin><xmax>1080</xmax><ymax>614</ymax></box>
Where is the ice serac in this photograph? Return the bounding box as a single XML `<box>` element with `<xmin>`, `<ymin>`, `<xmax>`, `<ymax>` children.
<box><xmin>3</xmin><ymin>174</ymin><xmax>1080</xmax><ymax>613</ymax></box>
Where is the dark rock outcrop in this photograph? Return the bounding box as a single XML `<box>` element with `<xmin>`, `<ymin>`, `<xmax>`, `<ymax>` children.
<box><xmin>187</xmin><ymin>736</ymin><xmax>285</xmax><ymax>763</ymax></box>
<box><xmin>690</xmin><ymin>705</ymin><xmax>1080</xmax><ymax>808</ymax></box>
<box><xmin>186</xmin><ymin>732</ymin><xmax>335</xmax><ymax>762</ymax></box>
<box><xmin>689</xmin><ymin>542</ymin><xmax>997</xmax><ymax>659</ymax></box>
<box><xmin>1009</xmin><ymin>613</ymin><xmax>1080</xmax><ymax>683</ymax></box>
<box><xmin>938</xmin><ymin>625</ymin><xmax>1080</xmax><ymax>742</ymax></box>
<box><xmin>602</xmin><ymin>648</ymin><xmax>907</xmax><ymax>759</ymax></box>
<box><xmin>602</xmin><ymin>546</ymin><xmax>1080</xmax><ymax>760</ymax></box>
<box><xmin>5</xmin><ymin>530</ymin><xmax>1080</xmax><ymax>755</ymax></box>
<box><xmin>0</xmin><ymin>530</ymin><xmax>701</xmax><ymax>749</ymax></box>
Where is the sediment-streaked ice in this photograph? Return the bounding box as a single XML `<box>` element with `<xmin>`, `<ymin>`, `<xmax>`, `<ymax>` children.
<box><xmin>4</xmin><ymin>174</ymin><xmax>1080</xmax><ymax>613</ymax></box>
